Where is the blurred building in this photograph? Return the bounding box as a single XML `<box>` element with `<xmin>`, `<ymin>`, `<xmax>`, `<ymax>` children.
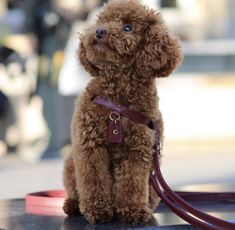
<box><xmin>139</xmin><ymin>0</ymin><xmax>235</xmax><ymax>73</ymax></box>
<box><xmin>142</xmin><ymin>0</ymin><xmax>235</xmax><ymax>40</ymax></box>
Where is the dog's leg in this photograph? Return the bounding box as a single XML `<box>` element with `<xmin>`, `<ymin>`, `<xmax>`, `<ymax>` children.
<box><xmin>113</xmin><ymin>126</ymin><xmax>155</xmax><ymax>224</ymax></box>
<box><xmin>113</xmin><ymin>157</ymin><xmax>152</xmax><ymax>224</ymax></box>
<box><xmin>73</xmin><ymin>145</ymin><xmax>113</xmax><ymax>224</ymax></box>
<box><xmin>63</xmin><ymin>153</ymin><xmax>81</xmax><ymax>216</ymax></box>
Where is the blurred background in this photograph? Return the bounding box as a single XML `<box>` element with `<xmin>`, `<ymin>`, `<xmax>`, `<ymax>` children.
<box><xmin>0</xmin><ymin>0</ymin><xmax>235</xmax><ymax>199</ymax></box>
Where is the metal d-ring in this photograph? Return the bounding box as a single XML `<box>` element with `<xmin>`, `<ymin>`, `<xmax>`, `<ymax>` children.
<box><xmin>109</xmin><ymin>111</ymin><xmax>120</xmax><ymax>121</ymax></box>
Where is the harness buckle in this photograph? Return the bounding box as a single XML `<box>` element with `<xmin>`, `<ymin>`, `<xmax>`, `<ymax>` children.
<box><xmin>109</xmin><ymin>111</ymin><xmax>120</xmax><ymax>122</ymax></box>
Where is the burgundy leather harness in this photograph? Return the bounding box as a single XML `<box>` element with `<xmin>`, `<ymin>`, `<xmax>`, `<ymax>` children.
<box><xmin>93</xmin><ymin>97</ymin><xmax>235</xmax><ymax>230</ymax></box>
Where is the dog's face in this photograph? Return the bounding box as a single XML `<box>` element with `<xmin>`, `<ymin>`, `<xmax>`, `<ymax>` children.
<box><xmin>79</xmin><ymin>0</ymin><xmax>182</xmax><ymax>78</ymax></box>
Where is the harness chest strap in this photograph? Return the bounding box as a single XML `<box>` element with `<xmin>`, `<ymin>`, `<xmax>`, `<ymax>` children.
<box><xmin>94</xmin><ymin>97</ymin><xmax>152</xmax><ymax>143</ymax></box>
<box><xmin>93</xmin><ymin>97</ymin><xmax>151</xmax><ymax>126</ymax></box>
<box><xmin>93</xmin><ymin>97</ymin><xmax>235</xmax><ymax>230</ymax></box>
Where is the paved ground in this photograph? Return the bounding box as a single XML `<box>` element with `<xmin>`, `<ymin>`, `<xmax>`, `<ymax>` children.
<box><xmin>0</xmin><ymin>155</ymin><xmax>63</xmax><ymax>199</ymax></box>
<box><xmin>0</xmin><ymin>145</ymin><xmax>234</xmax><ymax>199</ymax></box>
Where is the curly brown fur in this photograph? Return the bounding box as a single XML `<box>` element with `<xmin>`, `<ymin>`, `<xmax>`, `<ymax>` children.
<box><xmin>63</xmin><ymin>0</ymin><xmax>182</xmax><ymax>224</ymax></box>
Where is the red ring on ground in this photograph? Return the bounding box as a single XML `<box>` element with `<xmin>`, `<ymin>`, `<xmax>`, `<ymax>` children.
<box><xmin>26</xmin><ymin>189</ymin><xmax>66</xmax><ymax>208</ymax></box>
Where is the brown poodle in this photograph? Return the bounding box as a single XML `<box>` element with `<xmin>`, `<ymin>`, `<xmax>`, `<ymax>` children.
<box><xmin>63</xmin><ymin>0</ymin><xmax>182</xmax><ymax>224</ymax></box>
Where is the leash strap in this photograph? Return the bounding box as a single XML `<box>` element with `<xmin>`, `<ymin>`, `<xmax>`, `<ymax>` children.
<box><xmin>93</xmin><ymin>97</ymin><xmax>235</xmax><ymax>230</ymax></box>
<box><xmin>150</xmin><ymin>120</ymin><xmax>235</xmax><ymax>230</ymax></box>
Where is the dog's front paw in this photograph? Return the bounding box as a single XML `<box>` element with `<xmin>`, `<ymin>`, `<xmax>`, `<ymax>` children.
<box><xmin>63</xmin><ymin>198</ymin><xmax>81</xmax><ymax>216</ymax></box>
<box><xmin>116</xmin><ymin>204</ymin><xmax>152</xmax><ymax>224</ymax></box>
<box><xmin>80</xmin><ymin>198</ymin><xmax>113</xmax><ymax>224</ymax></box>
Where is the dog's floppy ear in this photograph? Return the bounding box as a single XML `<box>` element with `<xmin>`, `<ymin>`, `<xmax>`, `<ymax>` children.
<box><xmin>78</xmin><ymin>42</ymin><xmax>100</xmax><ymax>77</ymax></box>
<box><xmin>136</xmin><ymin>12</ymin><xmax>182</xmax><ymax>77</ymax></box>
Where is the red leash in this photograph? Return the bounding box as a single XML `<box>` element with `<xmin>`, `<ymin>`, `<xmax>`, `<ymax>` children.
<box><xmin>93</xmin><ymin>97</ymin><xmax>235</xmax><ymax>230</ymax></box>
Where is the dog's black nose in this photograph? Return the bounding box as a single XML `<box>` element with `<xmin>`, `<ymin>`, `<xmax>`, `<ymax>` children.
<box><xmin>96</xmin><ymin>28</ymin><xmax>107</xmax><ymax>39</ymax></box>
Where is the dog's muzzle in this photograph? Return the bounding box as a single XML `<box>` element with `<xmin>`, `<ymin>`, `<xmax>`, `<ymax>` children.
<box><xmin>96</xmin><ymin>28</ymin><xmax>107</xmax><ymax>39</ymax></box>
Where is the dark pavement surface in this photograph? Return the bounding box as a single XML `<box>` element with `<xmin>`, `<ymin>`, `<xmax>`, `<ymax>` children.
<box><xmin>1</xmin><ymin>197</ymin><xmax>235</xmax><ymax>230</ymax></box>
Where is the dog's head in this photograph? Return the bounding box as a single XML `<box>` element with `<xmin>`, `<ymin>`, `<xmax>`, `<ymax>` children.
<box><xmin>79</xmin><ymin>0</ymin><xmax>182</xmax><ymax>78</ymax></box>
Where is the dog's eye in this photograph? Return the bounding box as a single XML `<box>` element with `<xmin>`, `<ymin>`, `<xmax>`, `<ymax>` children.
<box><xmin>123</xmin><ymin>24</ymin><xmax>132</xmax><ymax>32</ymax></box>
